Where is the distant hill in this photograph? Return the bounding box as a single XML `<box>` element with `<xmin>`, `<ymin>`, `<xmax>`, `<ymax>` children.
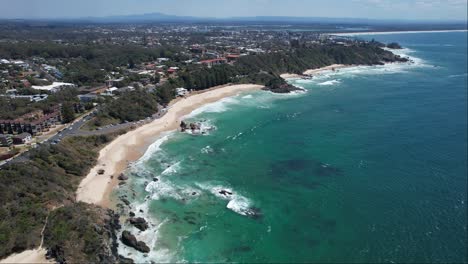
<box><xmin>34</xmin><ymin>12</ymin><xmax>464</xmax><ymax>25</ymax></box>
<box><xmin>2</xmin><ymin>12</ymin><xmax>467</xmax><ymax>30</ymax></box>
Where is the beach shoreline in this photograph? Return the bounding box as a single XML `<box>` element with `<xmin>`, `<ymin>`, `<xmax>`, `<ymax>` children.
<box><xmin>280</xmin><ymin>64</ymin><xmax>351</xmax><ymax>80</ymax></box>
<box><xmin>77</xmin><ymin>64</ymin><xmax>362</xmax><ymax>207</ymax></box>
<box><xmin>76</xmin><ymin>83</ymin><xmax>264</xmax><ymax>207</ymax></box>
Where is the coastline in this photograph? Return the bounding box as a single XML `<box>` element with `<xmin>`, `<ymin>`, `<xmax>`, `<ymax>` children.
<box><xmin>76</xmin><ymin>83</ymin><xmax>264</xmax><ymax>207</ymax></box>
<box><xmin>280</xmin><ymin>64</ymin><xmax>351</xmax><ymax>79</ymax></box>
<box><xmin>332</xmin><ymin>29</ymin><xmax>468</xmax><ymax>36</ymax></box>
<box><xmin>78</xmin><ymin>63</ymin><xmax>357</xmax><ymax>207</ymax></box>
<box><xmin>0</xmin><ymin>248</ymin><xmax>51</xmax><ymax>264</ymax></box>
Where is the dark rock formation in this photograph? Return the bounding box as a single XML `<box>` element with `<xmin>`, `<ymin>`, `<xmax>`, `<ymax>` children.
<box><xmin>180</xmin><ymin>121</ymin><xmax>187</xmax><ymax>132</ymax></box>
<box><xmin>118</xmin><ymin>173</ymin><xmax>129</xmax><ymax>181</ymax></box>
<box><xmin>121</xmin><ymin>198</ymin><xmax>130</xmax><ymax>206</ymax></box>
<box><xmin>219</xmin><ymin>190</ymin><xmax>233</xmax><ymax>196</ymax></box>
<box><xmin>120</xmin><ymin>231</ymin><xmax>150</xmax><ymax>253</ymax></box>
<box><xmin>119</xmin><ymin>255</ymin><xmax>135</xmax><ymax>264</ymax></box>
<box><xmin>263</xmin><ymin>83</ymin><xmax>304</xmax><ymax>94</ymax></box>
<box><xmin>387</xmin><ymin>42</ymin><xmax>403</xmax><ymax>49</ymax></box>
<box><xmin>189</xmin><ymin>122</ymin><xmax>200</xmax><ymax>131</ymax></box>
<box><xmin>43</xmin><ymin>204</ymin><xmax>122</xmax><ymax>263</ymax></box>
<box><xmin>129</xmin><ymin>217</ymin><xmax>149</xmax><ymax>231</ymax></box>
<box><xmin>97</xmin><ymin>169</ymin><xmax>105</xmax><ymax>175</ymax></box>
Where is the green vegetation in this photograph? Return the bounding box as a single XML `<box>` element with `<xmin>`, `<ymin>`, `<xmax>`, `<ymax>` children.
<box><xmin>0</xmin><ymin>88</ymin><xmax>79</xmax><ymax>120</ymax></box>
<box><xmin>0</xmin><ymin>42</ymin><xmax>181</xmax><ymax>86</ymax></box>
<box><xmin>0</xmin><ymin>132</ymin><xmax>125</xmax><ymax>259</ymax></box>
<box><xmin>43</xmin><ymin>203</ymin><xmax>121</xmax><ymax>263</ymax></box>
<box><xmin>171</xmin><ymin>44</ymin><xmax>408</xmax><ymax>95</ymax></box>
<box><xmin>88</xmin><ymin>88</ymin><xmax>159</xmax><ymax>128</ymax></box>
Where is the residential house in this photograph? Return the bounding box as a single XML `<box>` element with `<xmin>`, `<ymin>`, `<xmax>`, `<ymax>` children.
<box><xmin>0</xmin><ymin>134</ymin><xmax>12</xmax><ymax>147</ymax></box>
<box><xmin>12</xmin><ymin>132</ymin><xmax>32</xmax><ymax>145</ymax></box>
<box><xmin>199</xmin><ymin>58</ymin><xmax>227</xmax><ymax>68</ymax></box>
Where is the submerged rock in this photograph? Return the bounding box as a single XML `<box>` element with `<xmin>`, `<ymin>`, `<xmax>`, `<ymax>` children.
<box><xmin>120</xmin><ymin>231</ymin><xmax>150</xmax><ymax>253</ymax></box>
<box><xmin>121</xmin><ymin>198</ymin><xmax>130</xmax><ymax>206</ymax></box>
<box><xmin>245</xmin><ymin>207</ymin><xmax>263</xmax><ymax>220</ymax></box>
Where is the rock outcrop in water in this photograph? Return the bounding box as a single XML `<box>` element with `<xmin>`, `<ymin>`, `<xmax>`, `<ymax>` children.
<box><xmin>118</xmin><ymin>173</ymin><xmax>129</xmax><ymax>181</ymax></box>
<box><xmin>120</xmin><ymin>231</ymin><xmax>150</xmax><ymax>253</ymax></box>
<box><xmin>387</xmin><ymin>42</ymin><xmax>403</xmax><ymax>49</ymax></box>
<box><xmin>263</xmin><ymin>83</ymin><xmax>304</xmax><ymax>94</ymax></box>
<box><xmin>128</xmin><ymin>217</ymin><xmax>149</xmax><ymax>231</ymax></box>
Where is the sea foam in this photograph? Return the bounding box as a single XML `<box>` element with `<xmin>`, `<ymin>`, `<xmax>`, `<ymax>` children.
<box><xmin>317</xmin><ymin>79</ymin><xmax>341</xmax><ymax>86</ymax></box>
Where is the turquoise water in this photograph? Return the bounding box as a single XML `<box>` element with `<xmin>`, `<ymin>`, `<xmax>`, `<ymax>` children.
<box><xmin>117</xmin><ymin>32</ymin><xmax>467</xmax><ymax>263</ymax></box>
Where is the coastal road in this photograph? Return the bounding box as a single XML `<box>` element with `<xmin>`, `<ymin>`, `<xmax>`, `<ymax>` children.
<box><xmin>1</xmin><ymin>105</ymin><xmax>167</xmax><ymax>167</ymax></box>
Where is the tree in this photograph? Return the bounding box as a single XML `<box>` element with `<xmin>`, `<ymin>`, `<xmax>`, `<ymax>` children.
<box><xmin>61</xmin><ymin>103</ymin><xmax>75</xmax><ymax>123</ymax></box>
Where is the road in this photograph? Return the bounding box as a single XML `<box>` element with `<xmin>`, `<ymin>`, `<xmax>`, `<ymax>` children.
<box><xmin>1</xmin><ymin>105</ymin><xmax>167</xmax><ymax>167</ymax></box>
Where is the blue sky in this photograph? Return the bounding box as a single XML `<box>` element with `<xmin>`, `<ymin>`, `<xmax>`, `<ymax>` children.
<box><xmin>0</xmin><ymin>0</ymin><xmax>466</xmax><ymax>20</ymax></box>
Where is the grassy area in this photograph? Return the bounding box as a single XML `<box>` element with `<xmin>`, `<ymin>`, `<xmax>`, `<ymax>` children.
<box><xmin>81</xmin><ymin>116</ymin><xmax>121</xmax><ymax>131</ymax></box>
<box><xmin>0</xmin><ymin>132</ymin><xmax>126</xmax><ymax>259</ymax></box>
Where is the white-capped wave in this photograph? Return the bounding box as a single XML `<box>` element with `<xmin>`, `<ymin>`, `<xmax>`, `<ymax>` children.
<box><xmin>242</xmin><ymin>94</ymin><xmax>253</xmax><ymax>99</ymax></box>
<box><xmin>195</xmin><ymin>183</ymin><xmax>255</xmax><ymax>217</ymax></box>
<box><xmin>226</xmin><ymin>196</ymin><xmax>252</xmax><ymax>216</ymax></box>
<box><xmin>317</xmin><ymin>79</ymin><xmax>341</xmax><ymax>86</ymax></box>
<box><xmin>449</xmin><ymin>73</ymin><xmax>468</xmax><ymax>78</ymax></box>
<box><xmin>201</xmin><ymin>145</ymin><xmax>213</xmax><ymax>154</ymax></box>
<box><xmin>137</xmin><ymin>133</ymin><xmax>172</xmax><ymax>164</ymax></box>
<box><xmin>161</xmin><ymin>161</ymin><xmax>180</xmax><ymax>175</ymax></box>
<box><xmin>145</xmin><ymin>179</ymin><xmax>183</xmax><ymax>200</ymax></box>
<box><xmin>184</xmin><ymin>97</ymin><xmax>239</xmax><ymax>118</ymax></box>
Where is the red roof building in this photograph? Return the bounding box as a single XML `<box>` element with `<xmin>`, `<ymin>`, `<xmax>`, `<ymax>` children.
<box><xmin>199</xmin><ymin>58</ymin><xmax>227</xmax><ymax>67</ymax></box>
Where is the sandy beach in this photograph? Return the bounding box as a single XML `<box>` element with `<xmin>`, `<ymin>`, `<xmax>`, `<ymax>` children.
<box><xmin>280</xmin><ymin>64</ymin><xmax>351</xmax><ymax>80</ymax></box>
<box><xmin>76</xmin><ymin>83</ymin><xmax>263</xmax><ymax>206</ymax></box>
<box><xmin>0</xmin><ymin>248</ymin><xmax>51</xmax><ymax>264</ymax></box>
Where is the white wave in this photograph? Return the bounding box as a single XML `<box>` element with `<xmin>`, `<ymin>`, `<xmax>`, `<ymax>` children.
<box><xmin>196</xmin><ymin>183</ymin><xmax>254</xmax><ymax>217</ymax></box>
<box><xmin>317</xmin><ymin>79</ymin><xmax>341</xmax><ymax>86</ymax></box>
<box><xmin>227</xmin><ymin>196</ymin><xmax>252</xmax><ymax>216</ymax></box>
<box><xmin>242</xmin><ymin>94</ymin><xmax>253</xmax><ymax>99</ymax></box>
<box><xmin>295</xmin><ymin>79</ymin><xmax>315</xmax><ymax>84</ymax></box>
<box><xmin>161</xmin><ymin>161</ymin><xmax>180</xmax><ymax>175</ymax></box>
<box><xmin>145</xmin><ymin>179</ymin><xmax>183</xmax><ymax>200</ymax></box>
<box><xmin>184</xmin><ymin>97</ymin><xmax>239</xmax><ymax>118</ymax></box>
<box><xmin>201</xmin><ymin>145</ymin><xmax>213</xmax><ymax>154</ymax></box>
<box><xmin>137</xmin><ymin>133</ymin><xmax>172</xmax><ymax>164</ymax></box>
<box><xmin>449</xmin><ymin>73</ymin><xmax>468</xmax><ymax>78</ymax></box>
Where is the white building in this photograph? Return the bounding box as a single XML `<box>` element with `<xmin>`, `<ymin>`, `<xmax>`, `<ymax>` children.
<box><xmin>31</xmin><ymin>82</ymin><xmax>75</xmax><ymax>92</ymax></box>
<box><xmin>101</xmin><ymin>87</ymin><xmax>119</xmax><ymax>96</ymax></box>
<box><xmin>176</xmin><ymin>88</ymin><xmax>188</xmax><ymax>97</ymax></box>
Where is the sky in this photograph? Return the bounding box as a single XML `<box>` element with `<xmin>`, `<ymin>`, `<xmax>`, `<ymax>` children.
<box><xmin>0</xmin><ymin>0</ymin><xmax>467</xmax><ymax>21</ymax></box>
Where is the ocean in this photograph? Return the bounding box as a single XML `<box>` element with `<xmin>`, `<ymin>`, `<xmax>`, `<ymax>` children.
<box><xmin>116</xmin><ymin>31</ymin><xmax>467</xmax><ymax>263</ymax></box>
